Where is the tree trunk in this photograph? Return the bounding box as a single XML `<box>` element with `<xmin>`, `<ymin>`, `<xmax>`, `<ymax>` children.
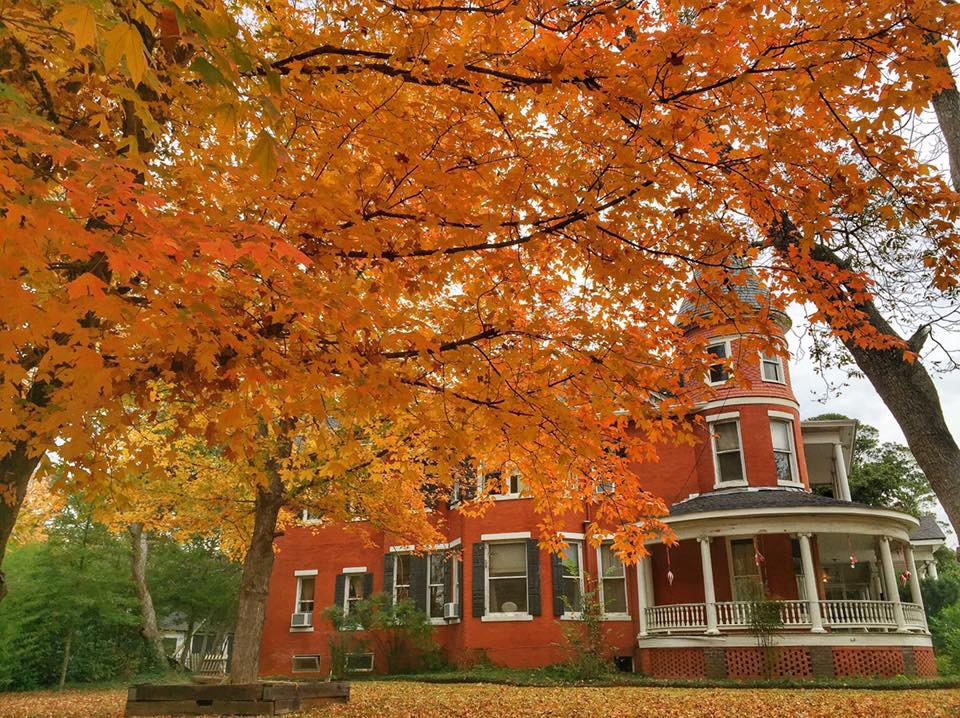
<box><xmin>58</xmin><ymin>627</ymin><xmax>73</xmax><ymax>690</ymax></box>
<box><xmin>0</xmin><ymin>442</ymin><xmax>43</xmax><ymax>604</ymax></box>
<box><xmin>129</xmin><ymin>522</ymin><xmax>168</xmax><ymax>666</ymax></box>
<box><xmin>929</xmin><ymin>16</ymin><xmax>960</xmax><ymax>194</ymax></box>
<box><xmin>770</xmin><ymin>220</ymin><xmax>960</xmax><ymax>534</ymax></box>
<box><xmin>228</xmin><ymin>471</ymin><xmax>285</xmax><ymax>683</ymax></box>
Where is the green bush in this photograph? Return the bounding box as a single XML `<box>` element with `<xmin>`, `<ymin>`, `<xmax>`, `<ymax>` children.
<box><xmin>555</xmin><ymin>576</ymin><xmax>613</xmax><ymax>681</ymax></box>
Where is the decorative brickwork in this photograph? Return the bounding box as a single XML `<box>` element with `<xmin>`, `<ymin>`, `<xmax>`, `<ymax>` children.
<box><xmin>833</xmin><ymin>648</ymin><xmax>905</xmax><ymax>677</ymax></box>
<box><xmin>725</xmin><ymin>648</ymin><xmax>812</xmax><ymax>679</ymax></box>
<box><xmin>914</xmin><ymin>648</ymin><xmax>938</xmax><ymax>677</ymax></box>
<box><xmin>648</xmin><ymin>649</ymin><xmax>706</xmax><ymax>678</ymax></box>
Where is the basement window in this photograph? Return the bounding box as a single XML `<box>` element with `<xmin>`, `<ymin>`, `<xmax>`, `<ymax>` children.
<box><xmin>292</xmin><ymin>655</ymin><xmax>321</xmax><ymax>673</ymax></box>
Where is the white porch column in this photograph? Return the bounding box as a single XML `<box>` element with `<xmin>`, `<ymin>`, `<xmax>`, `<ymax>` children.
<box><xmin>927</xmin><ymin>561</ymin><xmax>940</xmax><ymax>581</ymax></box>
<box><xmin>904</xmin><ymin>546</ymin><xmax>926</xmax><ymax>630</ymax></box>
<box><xmin>643</xmin><ymin>550</ymin><xmax>655</xmax><ymax>605</ymax></box>
<box><xmin>797</xmin><ymin>533</ymin><xmax>825</xmax><ymax>633</ymax></box>
<box><xmin>698</xmin><ymin>537</ymin><xmax>719</xmax><ymax>635</ymax></box>
<box><xmin>833</xmin><ymin>442</ymin><xmax>852</xmax><ymax>502</ymax></box>
<box><xmin>637</xmin><ymin>555</ymin><xmax>650</xmax><ymax>637</ymax></box>
<box><xmin>879</xmin><ymin>536</ymin><xmax>908</xmax><ymax>632</ymax></box>
<box><xmin>871</xmin><ymin>565</ymin><xmax>884</xmax><ymax>600</ymax></box>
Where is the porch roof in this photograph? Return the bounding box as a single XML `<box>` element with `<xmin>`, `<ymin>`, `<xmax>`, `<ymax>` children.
<box><xmin>910</xmin><ymin>513</ymin><xmax>946</xmax><ymax>542</ymax></box>
<box><xmin>670</xmin><ymin>488</ymin><xmax>866</xmax><ymax>515</ymax></box>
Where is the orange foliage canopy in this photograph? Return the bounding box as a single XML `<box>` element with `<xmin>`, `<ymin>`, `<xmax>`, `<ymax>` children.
<box><xmin>2</xmin><ymin>0</ymin><xmax>959</xmax><ymax>554</ymax></box>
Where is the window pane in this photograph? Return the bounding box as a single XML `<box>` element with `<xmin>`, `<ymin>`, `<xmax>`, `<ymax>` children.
<box><xmin>731</xmin><ymin>540</ymin><xmax>757</xmax><ymax>575</ymax></box>
<box><xmin>733</xmin><ymin>576</ymin><xmax>764</xmax><ymax>601</ymax></box>
<box><xmin>707</xmin><ymin>343</ymin><xmax>728</xmax><ymax>359</ymax></box>
<box><xmin>347</xmin><ymin>574</ymin><xmax>366</xmax><ymax>600</ymax></box>
<box><xmin>717</xmin><ymin>452</ymin><xmax>743</xmax><ymax>483</ymax></box>
<box><xmin>489</xmin><ymin>576</ymin><xmax>528</xmax><ymax>613</ymax></box>
<box><xmin>762</xmin><ymin>356</ymin><xmax>782</xmax><ymax>382</ymax></box>
<box><xmin>603</xmin><ymin>578</ymin><xmax>628</xmax><ymax>613</ymax></box>
<box><xmin>561</xmin><ymin>577</ymin><xmax>582</xmax><ymax>612</ymax></box>
<box><xmin>299</xmin><ymin>577</ymin><xmax>315</xmax><ymax>603</ymax></box>
<box><xmin>562</xmin><ymin>544</ymin><xmax>580</xmax><ymax>577</ymax></box>
<box><xmin>770</xmin><ymin>420</ymin><xmax>791</xmax><ymax>451</ymax></box>
<box><xmin>429</xmin><ymin>585</ymin><xmax>445</xmax><ymax>616</ymax></box>
<box><xmin>489</xmin><ymin>543</ymin><xmax>526</xmax><ymax>577</ymax></box>
<box><xmin>714</xmin><ymin>422</ymin><xmax>740</xmax><ymax>452</ymax></box>
<box><xmin>774</xmin><ymin>451</ymin><xmax>794</xmax><ymax>483</ymax></box>
<box><xmin>600</xmin><ymin>544</ymin><xmax>624</xmax><ymax>577</ymax></box>
<box><xmin>395</xmin><ymin>554</ymin><xmax>411</xmax><ymax>585</ymax></box>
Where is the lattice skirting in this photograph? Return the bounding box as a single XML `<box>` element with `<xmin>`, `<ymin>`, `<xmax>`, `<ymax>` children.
<box><xmin>640</xmin><ymin>647</ymin><xmax>936</xmax><ymax>679</ymax></box>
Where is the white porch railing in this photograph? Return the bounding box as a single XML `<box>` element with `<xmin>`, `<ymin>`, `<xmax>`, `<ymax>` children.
<box><xmin>645</xmin><ymin>599</ymin><xmax>927</xmax><ymax>634</ymax></box>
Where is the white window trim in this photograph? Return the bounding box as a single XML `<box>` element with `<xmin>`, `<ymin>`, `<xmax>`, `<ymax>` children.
<box><xmin>294</xmin><ymin>569</ymin><xmax>318</xmax><ymax>577</ymax></box>
<box><xmin>342</xmin><ymin>566</ymin><xmax>367</xmax><ymax>574</ymax></box>
<box><xmin>596</xmin><ymin>544</ymin><xmax>630</xmax><ymax>618</ymax></box>
<box><xmin>344</xmin><ymin>652</ymin><xmax>375</xmax><ymax>672</ymax></box>
<box><xmin>705</xmin><ymin>339</ymin><xmax>733</xmax><ymax>386</ymax></box>
<box><xmin>767</xmin><ymin>410</ymin><xmax>795</xmax><ymax>420</ymax></box>
<box><xmin>342</xmin><ymin>572</ymin><xmax>368</xmax><ymax>616</ymax></box>
<box><xmin>291</xmin><ymin>576</ymin><xmax>315</xmax><ymax>632</ymax></box>
<box><xmin>427</xmin><ymin>553</ymin><xmax>458</xmax><ymax>622</ymax></box>
<box><xmin>710</xmin><ymin>418</ymin><xmax>748</xmax><ymax>488</ymax></box>
<box><xmin>484</xmin><ymin>541</ymin><xmax>532</xmax><ymax>620</ymax></box>
<box><xmin>726</xmin><ymin>536</ymin><xmax>765</xmax><ymax>602</ymax></box>
<box><xmin>560</xmin><ymin>541</ymin><xmax>585</xmax><ymax>618</ymax></box>
<box><xmin>759</xmin><ymin>351</ymin><xmax>786</xmax><ymax>384</ymax></box>
<box><xmin>393</xmin><ymin>553</ymin><xmax>410</xmax><ymax>604</ymax></box>
<box><xmin>705</xmin><ymin>411</ymin><xmax>740</xmax><ymax>422</ymax></box>
<box><xmin>481</xmin><ymin>531</ymin><xmax>531</xmax><ymax>541</ymax></box>
<box><xmin>560</xmin><ymin>532</ymin><xmax>586</xmax><ymax>540</ymax></box>
<box><xmin>770</xmin><ymin>418</ymin><xmax>802</xmax><ymax>487</ymax></box>
<box><xmin>478</xmin><ymin>466</ymin><xmax>529</xmax><ymax>500</ymax></box>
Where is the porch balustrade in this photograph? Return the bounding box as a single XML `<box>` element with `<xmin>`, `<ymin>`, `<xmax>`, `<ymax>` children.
<box><xmin>644</xmin><ymin>599</ymin><xmax>927</xmax><ymax>634</ymax></box>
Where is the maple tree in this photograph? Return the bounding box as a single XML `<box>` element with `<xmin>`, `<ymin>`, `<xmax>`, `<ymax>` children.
<box><xmin>4</xmin><ymin>0</ymin><xmax>960</xmax><ymax>682</ymax></box>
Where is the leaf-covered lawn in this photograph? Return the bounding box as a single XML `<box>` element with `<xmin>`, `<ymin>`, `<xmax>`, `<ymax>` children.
<box><xmin>2</xmin><ymin>681</ymin><xmax>959</xmax><ymax>718</ymax></box>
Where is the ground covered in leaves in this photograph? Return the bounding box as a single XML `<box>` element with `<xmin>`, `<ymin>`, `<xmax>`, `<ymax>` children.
<box><xmin>1</xmin><ymin>680</ymin><xmax>959</xmax><ymax>717</ymax></box>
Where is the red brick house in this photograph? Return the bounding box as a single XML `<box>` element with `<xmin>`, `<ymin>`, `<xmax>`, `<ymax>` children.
<box><xmin>259</xmin><ymin>271</ymin><xmax>946</xmax><ymax>679</ymax></box>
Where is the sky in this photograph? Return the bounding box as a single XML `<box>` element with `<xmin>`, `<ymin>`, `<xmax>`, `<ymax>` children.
<box><xmin>784</xmin><ymin>305</ymin><xmax>960</xmax><ymax>544</ymax></box>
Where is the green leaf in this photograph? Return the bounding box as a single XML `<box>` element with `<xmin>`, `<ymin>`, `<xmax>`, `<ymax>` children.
<box><xmin>247</xmin><ymin>130</ymin><xmax>280</xmax><ymax>177</ymax></box>
<box><xmin>190</xmin><ymin>57</ymin><xmax>227</xmax><ymax>87</ymax></box>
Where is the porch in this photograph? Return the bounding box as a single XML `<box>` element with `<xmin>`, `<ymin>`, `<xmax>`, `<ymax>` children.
<box><xmin>635</xmin><ymin>490</ymin><xmax>929</xmax><ymax>641</ymax></box>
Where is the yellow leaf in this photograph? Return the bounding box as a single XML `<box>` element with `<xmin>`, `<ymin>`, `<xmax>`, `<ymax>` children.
<box><xmin>102</xmin><ymin>23</ymin><xmax>148</xmax><ymax>85</ymax></box>
<box><xmin>55</xmin><ymin>3</ymin><xmax>97</xmax><ymax>48</ymax></box>
<box><xmin>247</xmin><ymin>130</ymin><xmax>280</xmax><ymax>176</ymax></box>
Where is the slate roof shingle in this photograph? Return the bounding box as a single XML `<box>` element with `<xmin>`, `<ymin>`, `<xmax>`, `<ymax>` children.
<box><xmin>669</xmin><ymin>488</ymin><xmax>870</xmax><ymax>516</ymax></box>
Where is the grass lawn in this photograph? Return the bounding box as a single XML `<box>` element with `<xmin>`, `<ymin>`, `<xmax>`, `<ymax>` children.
<box><xmin>1</xmin><ymin>681</ymin><xmax>959</xmax><ymax>717</ymax></box>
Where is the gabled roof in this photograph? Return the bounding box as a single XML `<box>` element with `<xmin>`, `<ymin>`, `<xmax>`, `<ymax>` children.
<box><xmin>910</xmin><ymin>513</ymin><xmax>947</xmax><ymax>542</ymax></box>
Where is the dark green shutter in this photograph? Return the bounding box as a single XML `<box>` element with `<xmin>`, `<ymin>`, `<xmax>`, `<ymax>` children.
<box><xmin>384</xmin><ymin>554</ymin><xmax>395</xmax><ymax>601</ymax></box>
<box><xmin>334</xmin><ymin>574</ymin><xmax>346</xmax><ymax>610</ymax></box>
<box><xmin>551</xmin><ymin>552</ymin><xmax>564</xmax><ymax>616</ymax></box>
<box><xmin>527</xmin><ymin>539</ymin><xmax>541</xmax><ymax>616</ymax></box>
<box><xmin>410</xmin><ymin>556</ymin><xmax>428</xmax><ymax>613</ymax></box>
<box><xmin>363</xmin><ymin>572</ymin><xmax>374</xmax><ymax>599</ymax></box>
<box><xmin>472</xmin><ymin>543</ymin><xmax>485</xmax><ymax>617</ymax></box>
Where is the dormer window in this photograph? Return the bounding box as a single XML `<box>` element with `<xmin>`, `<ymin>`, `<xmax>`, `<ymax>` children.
<box><xmin>761</xmin><ymin>353</ymin><xmax>785</xmax><ymax>383</ymax></box>
<box><xmin>706</xmin><ymin>341</ymin><xmax>731</xmax><ymax>384</ymax></box>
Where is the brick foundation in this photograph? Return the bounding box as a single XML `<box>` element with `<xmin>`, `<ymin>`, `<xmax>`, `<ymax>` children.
<box><xmin>640</xmin><ymin>646</ymin><xmax>935</xmax><ymax>679</ymax></box>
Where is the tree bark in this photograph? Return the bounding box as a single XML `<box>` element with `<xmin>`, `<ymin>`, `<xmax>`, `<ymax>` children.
<box><xmin>771</xmin><ymin>219</ymin><xmax>960</xmax><ymax>533</ymax></box>
<box><xmin>129</xmin><ymin>522</ymin><xmax>168</xmax><ymax>666</ymax></box>
<box><xmin>228</xmin><ymin>470</ymin><xmax>285</xmax><ymax>683</ymax></box>
<box><xmin>58</xmin><ymin>627</ymin><xmax>73</xmax><ymax>690</ymax></box>
<box><xmin>0</xmin><ymin>442</ymin><xmax>43</xmax><ymax>604</ymax></box>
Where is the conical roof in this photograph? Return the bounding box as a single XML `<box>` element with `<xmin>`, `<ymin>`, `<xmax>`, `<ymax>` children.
<box><xmin>676</xmin><ymin>260</ymin><xmax>790</xmax><ymax>331</ymax></box>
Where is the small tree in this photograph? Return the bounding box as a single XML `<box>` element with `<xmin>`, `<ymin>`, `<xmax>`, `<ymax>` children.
<box><xmin>748</xmin><ymin>599</ymin><xmax>784</xmax><ymax>679</ymax></box>
<box><xmin>323</xmin><ymin>592</ymin><xmax>436</xmax><ymax>676</ymax></box>
<box><xmin>557</xmin><ymin>575</ymin><xmax>612</xmax><ymax>681</ymax></box>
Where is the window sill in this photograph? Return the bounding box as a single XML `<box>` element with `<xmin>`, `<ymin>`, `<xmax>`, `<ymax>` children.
<box><xmin>481</xmin><ymin>613</ymin><xmax>534</xmax><ymax>622</ymax></box>
<box><xmin>289</xmin><ymin>627</ymin><xmax>314</xmax><ymax>633</ymax></box>
<box><xmin>560</xmin><ymin>613</ymin><xmax>583</xmax><ymax>621</ymax></box>
<box><xmin>427</xmin><ymin>618</ymin><xmax>459</xmax><ymax>626</ymax></box>
<box><xmin>714</xmin><ymin>480</ymin><xmax>748</xmax><ymax>489</ymax></box>
<box><xmin>777</xmin><ymin>480</ymin><xmax>804</xmax><ymax>488</ymax></box>
<box><xmin>761</xmin><ymin>378</ymin><xmax>786</xmax><ymax>385</ymax></box>
<box><xmin>602</xmin><ymin>613</ymin><xmax>632</xmax><ymax>622</ymax></box>
<box><xmin>492</xmin><ymin>494</ymin><xmax>532</xmax><ymax>501</ymax></box>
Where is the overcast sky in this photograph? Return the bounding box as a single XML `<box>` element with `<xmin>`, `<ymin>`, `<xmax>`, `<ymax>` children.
<box><xmin>785</xmin><ymin>305</ymin><xmax>960</xmax><ymax>544</ymax></box>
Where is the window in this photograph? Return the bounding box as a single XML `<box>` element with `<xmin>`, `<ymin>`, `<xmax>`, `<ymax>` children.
<box><xmin>427</xmin><ymin>553</ymin><xmax>452</xmax><ymax>619</ymax></box>
<box><xmin>559</xmin><ymin>542</ymin><xmax>584</xmax><ymax>614</ymax></box>
<box><xmin>300</xmin><ymin>508</ymin><xmax>321</xmax><ymax>522</ymax></box>
<box><xmin>394</xmin><ymin>554</ymin><xmax>411</xmax><ymax>602</ymax></box>
<box><xmin>292</xmin><ymin>655</ymin><xmax>321</xmax><ymax>673</ymax></box>
<box><xmin>482</xmin><ymin>470</ymin><xmax>525</xmax><ymax>497</ymax></box>
<box><xmin>345</xmin><ymin>653</ymin><xmax>375</xmax><ymax>672</ymax></box>
<box><xmin>770</xmin><ymin>419</ymin><xmax>798</xmax><ymax>484</ymax></box>
<box><xmin>599</xmin><ymin>543</ymin><xmax>628</xmax><ymax>615</ymax></box>
<box><xmin>730</xmin><ymin>539</ymin><xmax>763</xmax><ymax>601</ymax></box>
<box><xmin>344</xmin><ymin>573</ymin><xmax>367</xmax><ymax>614</ymax></box>
<box><xmin>761</xmin><ymin>353</ymin><xmax>784</xmax><ymax>383</ymax></box>
<box><xmin>711</xmin><ymin>420</ymin><xmax>745</xmax><ymax>485</ymax></box>
<box><xmin>706</xmin><ymin>342</ymin><xmax>730</xmax><ymax>384</ymax></box>
<box><xmin>295</xmin><ymin>576</ymin><xmax>315</xmax><ymax>615</ymax></box>
<box><xmin>487</xmin><ymin>542</ymin><xmax>528</xmax><ymax>614</ymax></box>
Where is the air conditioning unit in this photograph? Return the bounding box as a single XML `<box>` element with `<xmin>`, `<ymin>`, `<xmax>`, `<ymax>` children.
<box><xmin>290</xmin><ymin>612</ymin><xmax>313</xmax><ymax>628</ymax></box>
<box><xmin>443</xmin><ymin>602</ymin><xmax>459</xmax><ymax>620</ymax></box>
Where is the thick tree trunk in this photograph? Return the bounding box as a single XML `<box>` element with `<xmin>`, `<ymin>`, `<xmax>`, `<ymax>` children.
<box><xmin>929</xmin><ymin>15</ymin><xmax>960</xmax><ymax>194</ymax></box>
<box><xmin>0</xmin><ymin>442</ymin><xmax>42</xmax><ymax>604</ymax></box>
<box><xmin>129</xmin><ymin>522</ymin><xmax>168</xmax><ymax>665</ymax></box>
<box><xmin>229</xmin><ymin>471</ymin><xmax>285</xmax><ymax>683</ymax></box>
<box><xmin>771</xmin><ymin>220</ymin><xmax>960</xmax><ymax>534</ymax></box>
